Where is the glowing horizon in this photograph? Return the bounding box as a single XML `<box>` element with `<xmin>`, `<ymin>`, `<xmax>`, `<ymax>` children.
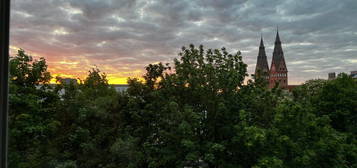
<box><xmin>10</xmin><ymin>45</ymin><xmax>144</xmax><ymax>84</ymax></box>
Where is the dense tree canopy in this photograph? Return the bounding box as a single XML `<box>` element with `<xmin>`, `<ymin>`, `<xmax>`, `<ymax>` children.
<box><xmin>8</xmin><ymin>46</ymin><xmax>356</xmax><ymax>168</ymax></box>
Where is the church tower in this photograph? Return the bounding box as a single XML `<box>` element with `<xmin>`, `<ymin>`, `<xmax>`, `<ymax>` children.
<box><xmin>254</xmin><ymin>36</ymin><xmax>269</xmax><ymax>81</ymax></box>
<box><xmin>269</xmin><ymin>29</ymin><xmax>288</xmax><ymax>88</ymax></box>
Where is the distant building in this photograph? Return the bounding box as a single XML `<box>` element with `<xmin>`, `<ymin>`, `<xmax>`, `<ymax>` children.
<box><xmin>111</xmin><ymin>84</ymin><xmax>129</xmax><ymax>92</ymax></box>
<box><xmin>62</xmin><ymin>78</ymin><xmax>77</xmax><ymax>85</ymax></box>
<box><xmin>328</xmin><ymin>72</ymin><xmax>336</xmax><ymax>80</ymax></box>
<box><xmin>351</xmin><ymin>71</ymin><xmax>357</xmax><ymax>79</ymax></box>
<box><xmin>287</xmin><ymin>85</ymin><xmax>299</xmax><ymax>92</ymax></box>
<box><xmin>327</xmin><ymin>71</ymin><xmax>357</xmax><ymax>80</ymax></box>
<box><xmin>254</xmin><ymin>29</ymin><xmax>291</xmax><ymax>89</ymax></box>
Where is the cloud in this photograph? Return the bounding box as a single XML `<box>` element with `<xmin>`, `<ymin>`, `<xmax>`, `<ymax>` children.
<box><xmin>10</xmin><ymin>0</ymin><xmax>357</xmax><ymax>84</ymax></box>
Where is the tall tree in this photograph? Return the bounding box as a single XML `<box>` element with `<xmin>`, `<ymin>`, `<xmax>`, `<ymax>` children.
<box><xmin>8</xmin><ymin>49</ymin><xmax>60</xmax><ymax>168</ymax></box>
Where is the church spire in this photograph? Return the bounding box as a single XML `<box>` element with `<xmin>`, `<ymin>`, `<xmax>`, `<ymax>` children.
<box><xmin>272</xmin><ymin>27</ymin><xmax>284</xmax><ymax>64</ymax></box>
<box><xmin>258</xmin><ymin>35</ymin><xmax>266</xmax><ymax>56</ymax></box>
<box><xmin>260</xmin><ymin>34</ymin><xmax>264</xmax><ymax>47</ymax></box>
<box><xmin>269</xmin><ymin>28</ymin><xmax>288</xmax><ymax>89</ymax></box>
<box><xmin>275</xmin><ymin>27</ymin><xmax>281</xmax><ymax>44</ymax></box>
<box><xmin>255</xmin><ymin>35</ymin><xmax>269</xmax><ymax>80</ymax></box>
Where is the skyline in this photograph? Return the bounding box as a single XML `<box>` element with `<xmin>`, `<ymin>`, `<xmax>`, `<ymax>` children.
<box><xmin>10</xmin><ymin>0</ymin><xmax>357</xmax><ymax>84</ymax></box>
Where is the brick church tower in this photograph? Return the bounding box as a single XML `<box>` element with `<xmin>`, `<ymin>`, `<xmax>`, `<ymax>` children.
<box><xmin>269</xmin><ymin>29</ymin><xmax>288</xmax><ymax>88</ymax></box>
<box><xmin>254</xmin><ymin>36</ymin><xmax>269</xmax><ymax>81</ymax></box>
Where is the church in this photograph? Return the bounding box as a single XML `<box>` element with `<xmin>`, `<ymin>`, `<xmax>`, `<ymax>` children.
<box><xmin>254</xmin><ymin>29</ymin><xmax>289</xmax><ymax>89</ymax></box>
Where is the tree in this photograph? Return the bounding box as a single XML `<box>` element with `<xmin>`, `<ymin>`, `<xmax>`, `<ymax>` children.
<box><xmin>292</xmin><ymin>74</ymin><xmax>357</xmax><ymax>167</ymax></box>
<box><xmin>117</xmin><ymin>45</ymin><xmax>356</xmax><ymax>167</ymax></box>
<box><xmin>52</xmin><ymin>68</ymin><xmax>119</xmax><ymax>168</ymax></box>
<box><xmin>119</xmin><ymin>44</ymin><xmax>250</xmax><ymax>167</ymax></box>
<box><xmin>315</xmin><ymin>74</ymin><xmax>357</xmax><ymax>133</ymax></box>
<box><xmin>8</xmin><ymin>47</ymin><xmax>356</xmax><ymax>168</ymax></box>
<box><xmin>8</xmin><ymin>49</ymin><xmax>60</xmax><ymax>168</ymax></box>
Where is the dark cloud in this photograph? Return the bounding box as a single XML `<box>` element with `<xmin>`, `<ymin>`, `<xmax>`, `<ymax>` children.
<box><xmin>10</xmin><ymin>0</ymin><xmax>357</xmax><ymax>84</ymax></box>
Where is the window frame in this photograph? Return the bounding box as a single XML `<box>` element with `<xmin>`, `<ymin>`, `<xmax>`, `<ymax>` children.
<box><xmin>0</xmin><ymin>0</ymin><xmax>10</xmax><ymax>167</ymax></box>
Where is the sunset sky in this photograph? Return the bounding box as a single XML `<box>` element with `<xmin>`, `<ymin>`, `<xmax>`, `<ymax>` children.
<box><xmin>10</xmin><ymin>0</ymin><xmax>357</xmax><ymax>84</ymax></box>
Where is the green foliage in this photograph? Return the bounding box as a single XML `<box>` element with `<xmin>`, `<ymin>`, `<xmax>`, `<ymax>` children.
<box><xmin>8</xmin><ymin>47</ymin><xmax>357</xmax><ymax>168</ymax></box>
<box><xmin>10</xmin><ymin>49</ymin><xmax>51</xmax><ymax>86</ymax></box>
<box><xmin>9</xmin><ymin>49</ymin><xmax>59</xmax><ymax>168</ymax></box>
<box><xmin>315</xmin><ymin>74</ymin><xmax>357</xmax><ymax>133</ymax></box>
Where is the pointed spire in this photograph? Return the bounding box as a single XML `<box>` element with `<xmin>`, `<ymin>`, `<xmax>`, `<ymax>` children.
<box><xmin>260</xmin><ymin>34</ymin><xmax>264</xmax><ymax>47</ymax></box>
<box><xmin>275</xmin><ymin>26</ymin><xmax>281</xmax><ymax>43</ymax></box>
<box><xmin>273</xmin><ymin>27</ymin><xmax>283</xmax><ymax>55</ymax></box>
<box><xmin>271</xmin><ymin>27</ymin><xmax>287</xmax><ymax>73</ymax></box>
<box><xmin>255</xmin><ymin>35</ymin><xmax>269</xmax><ymax>80</ymax></box>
